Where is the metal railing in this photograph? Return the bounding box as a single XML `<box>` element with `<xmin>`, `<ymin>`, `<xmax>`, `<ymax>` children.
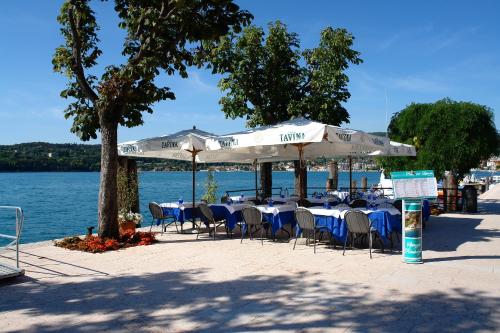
<box><xmin>0</xmin><ymin>206</ymin><xmax>24</xmax><ymax>269</ymax></box>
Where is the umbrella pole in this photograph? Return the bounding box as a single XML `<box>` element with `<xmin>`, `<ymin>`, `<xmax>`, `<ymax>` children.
<box><xmin>349</xmin><ymin>155</ymin><xmax>352</xmax><ymax>201</ymax></box>
<box><xmin>254</xmin><ymin>159</ymin><xmax>258</xmax><ymax>200</ymax></box>
<box><xmin>187</xmin><ymin>148</ymin><xmax>202</xmax><ymax>230</ymax></box>
<box><xmin>192</xmin><ymin>153</ymin><xmax>196</xmax><ymax>229</ymax></box>
<box><xmin>298</xmin><ymin>144</ymin><xmax>305</xmax><ymax>200</ymax></box>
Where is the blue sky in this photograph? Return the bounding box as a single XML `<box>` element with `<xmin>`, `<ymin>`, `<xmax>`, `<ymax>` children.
<box><xmin>1</xmin><ymin>1</ymin><xmax>499</xmax><ymax>144</ymax></box>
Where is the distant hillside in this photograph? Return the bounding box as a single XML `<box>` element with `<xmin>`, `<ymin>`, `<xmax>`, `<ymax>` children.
<box><xmin>0</xmin><ymin>142</ymin><xmax>101</xmax><ymax>171</ymax></box>
<box><xmin>0</xmin><ymin>142</ymin><xmax>195</xmax><ymax>172</ymax></box>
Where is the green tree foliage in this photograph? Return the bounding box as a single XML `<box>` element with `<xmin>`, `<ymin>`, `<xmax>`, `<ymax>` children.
<box><xmin>208</xmin><ymin>21</ymin><xmax>362</xmax><ymax>126</ymax></box>
<box><xmin>378</xmin><ymin>99</ymin><xmax>498</xmax><ymax>179</ymax></box>
<box><xmin>0</xmin><ymin>143</ymin><xmax>101</xmax><ymax>171</ymax></box>
<box><xmin>53</xmin><ymin>0</ymin><xmax>252</xmax><ymax>238</ymax></box>
<box><xmin>202</xmin><ymin>168</ymin><xmax>218</xmax><ymax>204</ymax></box>
<box><xmin>206</xmin><ymin>21</ymin><xmax>362</xmax><ymax>195</ymax></box>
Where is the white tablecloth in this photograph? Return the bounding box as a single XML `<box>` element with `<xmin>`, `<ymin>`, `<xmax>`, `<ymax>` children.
<box><xmin>210</xmin><ymin>203</ymin><xmax>248</xmax><ymax>215</ymax></box>
<box><xmin>160</xmin><ymin>202</ymin><xmax>202</xmax><ymax>210</ymax></box>
<box><xmin>229</xmin><ymin>195</ymin><xmax>257</xmax><ymax>202</ymax></box>
<box><xmin>309</xmin><ymin>207</ymin><xmax>401</xmax><ymax>219</ymax></box>
<box><xmin>256</xmin><ymin>204</ymin><xmax>296</xmax><ymax>215</ymax></box>
<box><xmin>329</xmin><ymin>191</ymin><xmax>350</xmax><ymax>201</ymax></box>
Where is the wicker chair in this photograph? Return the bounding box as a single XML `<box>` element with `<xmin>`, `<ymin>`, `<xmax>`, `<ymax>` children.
<box><xmin>377</xmin><ymin>202</ymin><xmax>395</xmax><ymax>209</ymax></box>
<box><xmin>197</xmin><ymin>203</ymin><xmax>227</xmax><ymax>240</ymax></box>
<box><xmin>334</xmin><ymin>203</ymin><xmax>350</xmax><ymax>210</ymax></box>
<box><xmin>350</xmin><ymin>199</ymin><xmax>367</xmax><ymax>209</ymax></box>
<box><xmin>294</xmin><ymin>208</ymin><xmax>320</xmax><ymax>253</ymax></box>
<box><xmin>241</xmin><ymin>206</ymin><xmax>267</xmax><ymax>245</ymax></box>
<box><xmin>393</xmin><ymin>200</ymin><xmax>403</xmax><ymax>213</ymax></box>
<box><xmin>343</xmin><ymin>210</ymin><xmax>384</xmax><ymax>259</ymax></box>
<box><xmin>149</xmin><ymin>202</ymin><xmax>179</xmax><ymax>234</ymax></box>
<box><xmin>297</xmin><ymin>198</ymin><xmax>311</xmax><ymax>208</ymax></box>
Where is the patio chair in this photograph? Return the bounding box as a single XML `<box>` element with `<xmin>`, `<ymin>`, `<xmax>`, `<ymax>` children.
<box><xmin>293</xmin><ymin>208</ymin><xmax>321</xmax><ymax>253</ymax></box>
<box><xmin>334</xmin><ymin>203</ymin><xmax>350</xmax><ymax>209</ymax></box>
<box><xmin>241</xmin><ymin>200</ymin><xmax>255</xmax><ymax>206</ymax></box>
<box><xmin>297</xmin><ymin>198</ymin><xmax>311</xmax><ymax>208</ymax></box>
<box><xmin>377</xmin><ymin>202</ymin><xmax>395</xmax><ymax>209</ymax></box>
<box><xmin>343</xmin><ymin>210</ymin><xmax>384</xmax><ymax>259</ymax></box>
<box><xmin>350</xmin><ymin>199</ymin><xmax>367</xmax><ymax>209</ymax></box>
<box><xmin>149</xmin><ymin>202</ymin><xmax>179</xmax><ymax>235</ymax></box>
<box><xmin>197</xmin><ymin>203</ymin><xmax>227</xmax><ymax>240</ymax></box>
<box><xmin>241</xmin><ymin>206</ymin><xmax>267</xmax><ymax>245</ymax></box>
<box><xmin>393</xmin><ymin>200</ymin><xmax>403</xmax><ymax>213</ymax></box>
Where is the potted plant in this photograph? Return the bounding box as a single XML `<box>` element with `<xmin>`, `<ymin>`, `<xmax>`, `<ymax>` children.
<box><xmin>118</xmin><ymin>211</ymin><xmax>143</xmax><ymax>235</ymax></box>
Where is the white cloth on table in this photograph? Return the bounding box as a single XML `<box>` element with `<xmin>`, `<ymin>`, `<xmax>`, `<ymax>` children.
<box><xmin>209</xmin><ymin>203</ymin><xmax>248</xmax><ymax>215</ymax></box>
<box><xmin>330</xmin><ymin>191</ymin><xmax>350</xmax><ymax>201</ymax></box>
<box><xmin>160</xmin><ymin>202</ymin><xmax>201</xmax><ymax>210</ymax></box>
<box><xmin>256</xmin><ymin>204</ymin><xmax>296</xmax><ymax>215</ymax></box>
<box><xmin>309</xmin><ymin>208</ymin><xmax>349</xmax><ymax>218</ymax></box>
<box><xmin>229</xmin><ymin>195</ymin><xmax>256</xmax><ymax>202</ymax></box>
<box><xmin>338</xmin><ymin>208</ymin><xmax>401</xmax><ymax>219</ymax></box>
<box><xmin>307</xmin><ymin>197</ymin><xmax>338</xmax><ymax>204</ymax></box>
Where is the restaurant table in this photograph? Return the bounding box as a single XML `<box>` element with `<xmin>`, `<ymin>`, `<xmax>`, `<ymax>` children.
<box><xmin>268</xmin><ymin>196</ymin><xmax>298</xmax><ymax>204</ymax></box>
<box><xmin>255</xmin><ymin>204</ymin><xmax>297</xmax><ymax>235</ymax></box>
<box><xmin>229</xmin><ymin>195</ymin><xmax>257</xmax><ymax>202</ymax></box>
<box><xmin>306</xmin><ymin>197</ymin><xmax>339</xmax><ymax>206</ymax></box>
<box><xmin>159</xmin><ymin>202</ymin><xmax>202</xmax><ymax>224</ymax></box>
<box><xmin>304</xmin><ymin>207</ymin><xmax>402</xmax><ymax>243</ymax></box>
<box><xmin>209</xmin><ymin>203</ymin><xmax>246</xmax><ymax>230</ymax></box>
<box><xmin>328</xmin><ymin>191</ymin><xmax>350</xmax><ymax>202</ymax></box>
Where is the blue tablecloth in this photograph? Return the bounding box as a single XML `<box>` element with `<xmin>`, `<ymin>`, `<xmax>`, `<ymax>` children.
<box><xmin>210</xmin><ymin>205</ymin><xmax>242</xmax><ymax>230</ymax></box>
<box><xmin>301</xmin><ymin>210</ymin><xmax>402</xmax><ymax>243</ymax></box>
<box><xmin>262</xmin><ymin>211</ymin><xmax>296</xmax><ymax>235</ymax></box>
<box><xmin>161</xmin><ymin>206</ymin><xmax>196</xmax><ymax>224</ymax></box>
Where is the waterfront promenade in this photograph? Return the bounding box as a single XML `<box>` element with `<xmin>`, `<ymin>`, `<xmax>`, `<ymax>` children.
<box><xmin>1</xmin><ymin>189</ymin><xmax>500</xmax><ymax>332</ymax></box>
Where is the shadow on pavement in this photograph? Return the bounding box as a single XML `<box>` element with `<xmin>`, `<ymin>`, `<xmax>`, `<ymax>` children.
<box><xmin>1</xmin><ymin>269</ymin><xmax>499</xmax><ymax>332</ymax></box>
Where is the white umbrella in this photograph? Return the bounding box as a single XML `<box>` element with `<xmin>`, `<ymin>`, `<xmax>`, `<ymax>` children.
<box><xmin>207</xmin><ymin>118</ymin><xmax>391</xmax><ymax>198</ymax></box>
<box><xmin>368</xmin><ymin>141</ymin><xmax>416</xmax><ymax>157</ymax></box>
<box><xmin>118</xmin><ymin>127</ymin><xmax>248</xmax><ymax>226</ymax></box>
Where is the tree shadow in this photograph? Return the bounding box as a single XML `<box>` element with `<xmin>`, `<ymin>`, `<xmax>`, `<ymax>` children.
<box><xmin>423</xmin><ymin>216</ymin><xmax>498</xmax><ymax>252</ymax></box>
<box><xmin>1</xmin><ymin>269</ymin><xmax>499</xmax><ymax>332</ymax></box>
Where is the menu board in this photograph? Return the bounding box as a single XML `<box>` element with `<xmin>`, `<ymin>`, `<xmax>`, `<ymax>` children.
<box><xmin>391</xmin><ymin>170</ymin><xmax>438</xmax><ymax>199</ymax></box>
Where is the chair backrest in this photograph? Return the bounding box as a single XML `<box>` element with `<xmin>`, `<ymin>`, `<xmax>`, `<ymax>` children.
<box><xmin>241</xmin><ymin>201</ymin><xmax>255</xmax><ymax>206</ymax></box>
<box><xmin>241</xmin><ymin>206</ymin><xmax>262</xmax><ymax>226</ymax></box>
<box><xmin>393</xmin><ymin>199</ymin><xmax>403</xmax><ymax>213</ymax></box>
<box><xmin>286</xmin><ymin>201</ymin><xmax>298</xmax><ymax>208</ymax></box>
<box><xmin>335</xmin><ymin>203</ymin><xmax>350</xmax><ymax>209</ymax></box>
<box><xmin>344</xmin><ymin>210</ymin><xmax>371</xmax><ymax>234</ymax></box>
<box><xmin>149</xmin><ymin>202</ymin><xmax>164</xmax><ymax>219</ymax></box>
<box><xmin>221</xmin><ymin>195</ymin><xmax>229</xmax><ymax>204</ymax></box>
<box><xmin>198</xmin><ymin>203</ymin><xmax>214</xmax><ymax>222</ymax></box>
<box><xmin>297</xmin><ymin>199</ymin><xmax>311</xmax><ymax>208</ymax></box>
<box><xmin>377</xmin><ymin>202</ymin><xmax>395</xmax><ymax>209</ymax></box>
<box><xmin>350</xmin><ymin>199</ymin><xmax>367</xmax><ymax>208</ymax></box>
<box><xmin>295</xmin><ymin>208</ymin><xmax>315</xmax><ymax>231</ymax></box>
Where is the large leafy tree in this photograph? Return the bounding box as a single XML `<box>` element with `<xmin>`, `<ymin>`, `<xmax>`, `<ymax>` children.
<box><xmin>207</xmin><ymin>21</ymin><xmax>362</xmax><ymax>196</ymax></box>
<box><xmin>378</xmin><ymin>99</ymin><xmax>498</xmax><ymax>179</ymax></box>
<box><xmin>53</xmin><ymin>0</ymin><xmax>252</xmax><ymax>238</ymax></box>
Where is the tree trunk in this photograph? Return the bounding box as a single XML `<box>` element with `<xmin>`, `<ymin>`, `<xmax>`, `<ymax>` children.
<box><xmin>98</xmin><ymin>119</ymin><xmax>119</xmax><ymax>239</ymax></box>
<box><xmin>294</xmin><ymin>160</ymin><xmax>307</xmax><ymax>198</ymax></box>
<box><xmin>260</xmin><ymin>162</ymin><xmax>272</xmax><ymax>198</ymax></box>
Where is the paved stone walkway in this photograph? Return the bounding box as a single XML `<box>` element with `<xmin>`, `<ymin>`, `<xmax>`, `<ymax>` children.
<box><xmin>1</xmin><ymin>189</ymin><xmax>499</xmax><ymax>332</ymax></box>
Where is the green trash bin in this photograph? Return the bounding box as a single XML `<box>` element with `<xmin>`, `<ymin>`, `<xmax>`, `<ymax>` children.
<box><xmin>461</xmin><ymin>185</ymin><xmax>477</xmax><ymax>213</ymax></box>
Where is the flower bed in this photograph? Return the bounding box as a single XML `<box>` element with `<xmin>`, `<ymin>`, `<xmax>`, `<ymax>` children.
<box><xmin>54</xmin><ymin>231</ymin><xmax>157</xmax><ymax>253</ymax></box>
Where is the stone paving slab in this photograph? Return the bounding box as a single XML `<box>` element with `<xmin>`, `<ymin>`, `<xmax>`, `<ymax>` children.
<box><xmin>1</xmin><ymin>192</ymin><xmax>499</xmax><ymax>332</ymax></box>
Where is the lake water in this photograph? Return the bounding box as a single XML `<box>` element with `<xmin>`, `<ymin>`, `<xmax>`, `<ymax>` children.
<box><xmin>0</xmin><ymin>170</ymin><xmax>497</xmax><ymax>244</ymax></box>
